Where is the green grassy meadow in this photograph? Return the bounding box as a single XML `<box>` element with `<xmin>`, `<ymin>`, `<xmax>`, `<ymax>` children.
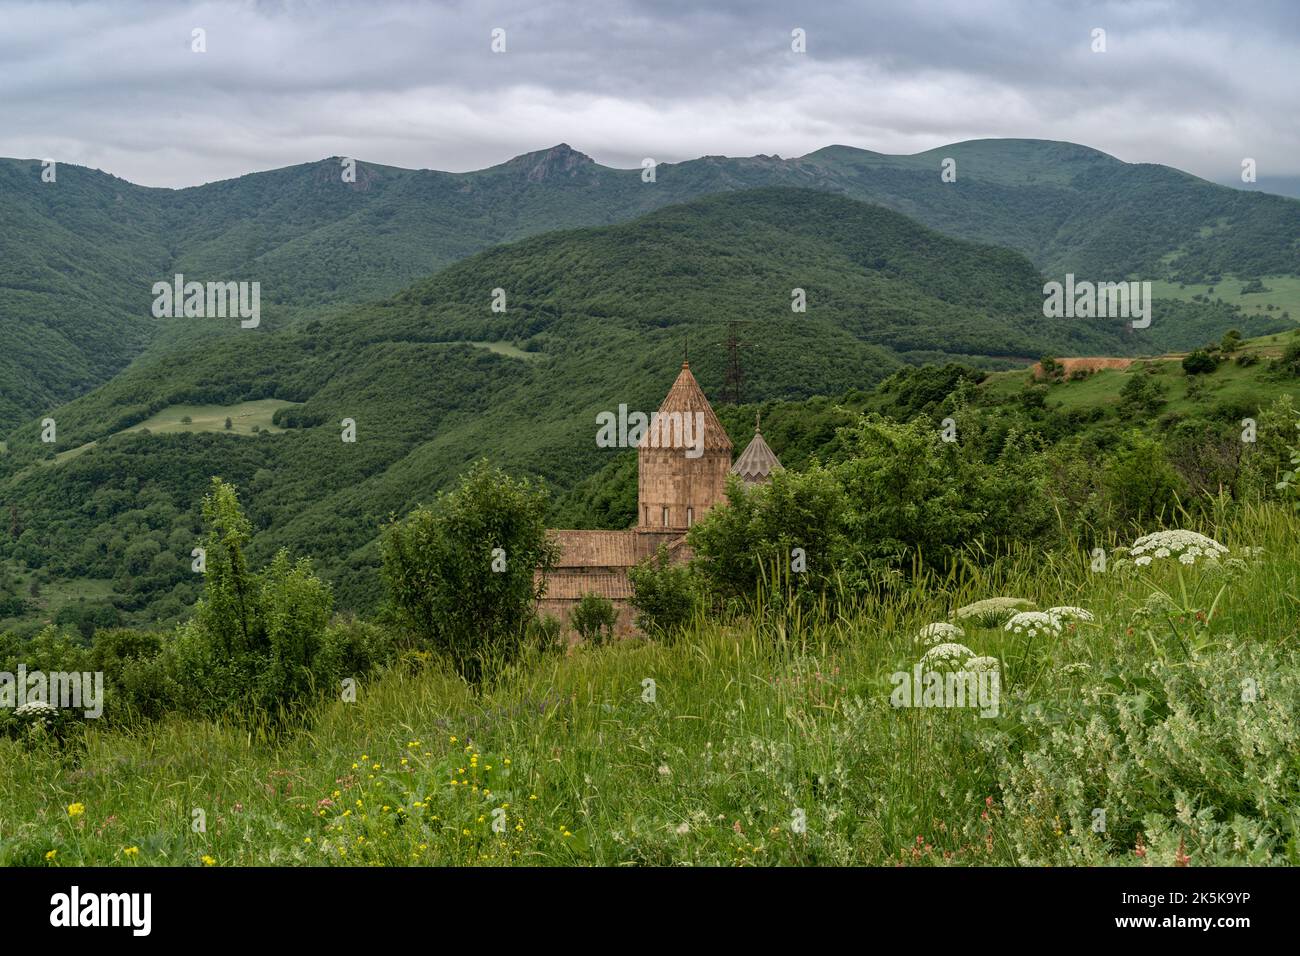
<box><xmin>458</xmin><ymin>341</ymin><xmax>546</xmax><ymax>360</ymax></box>
<box><xmin>1151</xmin><ymin>275</ymin><xmax>1300</xmax><ymax>321</ymax></box>
<box><xmin>49</xmin><ymin>399</ymin><xmax>298</xmax><ymax>465</ymax></box>
<box><xmin>12</xmin><ymin>399</ymin><xmax>300</xmax><ymax>470</ymax></box>
<box><xmin>980</xmin><ymin>330</ymin><xmax>1300</xmax><ymax>417</ymax></box>
<box><xmin>4</xmin><ymin>503</ymin><xmax>1297</xmax><ymax>867</ymax></box>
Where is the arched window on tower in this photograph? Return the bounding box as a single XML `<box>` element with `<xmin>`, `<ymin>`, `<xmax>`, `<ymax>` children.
<box><xmin>687</xmin><ymin>506</ymin><xmax>694</xmax><ymax>527</ymax></box>
<box><xmin>662</xmin><ymin>506</ymin><xmax>669</xmax><ymax>527</ymax></box>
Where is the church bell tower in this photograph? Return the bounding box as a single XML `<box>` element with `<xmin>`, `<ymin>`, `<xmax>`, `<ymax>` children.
<box><xmin>637</xmin><ymin>362</ymin><xmax>733</xmax><ymax>530</ymax></box>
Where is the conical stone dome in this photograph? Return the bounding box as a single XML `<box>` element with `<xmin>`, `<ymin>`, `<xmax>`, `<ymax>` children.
<box><xmin>731</xmin><ymin>416</ymin><xmax>783</xmax><ymax>484</ymax></box>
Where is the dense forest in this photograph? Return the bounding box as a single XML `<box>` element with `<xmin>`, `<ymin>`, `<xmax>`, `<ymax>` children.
<box><xmin>0</xmin><ymin>178</ymin><xmax>1296</xmax><ymax>633</ymax></box>
<box><xmin>2</xmin><ymin>138</ymin><xmax>1298</xmax><ymax>429</ymax></box>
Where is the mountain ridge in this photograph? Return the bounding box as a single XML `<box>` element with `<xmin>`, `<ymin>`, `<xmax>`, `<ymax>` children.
<box><xmin>2</xmin><ymin>137</ymin><xmax>1297</xmax><ymax>430</ymax></box>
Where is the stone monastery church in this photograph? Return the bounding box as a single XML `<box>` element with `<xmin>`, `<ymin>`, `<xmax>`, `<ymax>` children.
<box><xmin>539</xmin><ymin>361</ymin><xmax>782</xmax><ymax>634</ymax></box>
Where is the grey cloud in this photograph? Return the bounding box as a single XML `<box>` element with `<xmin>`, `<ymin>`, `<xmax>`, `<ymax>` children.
<box><xmin>0</xmin><ymin>0</ymin><xmax>1294</xmax><ymax>187</ymax></box>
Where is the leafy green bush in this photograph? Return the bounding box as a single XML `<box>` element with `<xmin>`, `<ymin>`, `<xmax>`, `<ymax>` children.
<box><xmin>1272</xmin><ymin>341</ymin><xmax>1300</xmax><ymax>377</ymax></box>
<box><xmin>527</xmin><ymin>613</ymin><xmax>565</xmax><ymax>653</ymax></box>
<box><xmin>1181</xmin><ymin>349</ymin><xmax>1217</xmax><ymax>375</ymax></box>
<box><xmin>381</xmin><ymin>460</ymin><xmax>559</xmax><ymax>682</ymax></box>
<box><xmin>690</xmin><ymin>465</ymin><xmax>850</xmax><ymax>601</ymax></box>
<box><xmin>569</xmin><ymin>594</ymin><xmax>618</xmax><ymax>645</ymax></box>
<box><xmin>1101</xmin><ymin>432</ymin><xmax>1184</xmax><ymax>525</ymax></box>
<box><xmin>315</xmin><ymin>615</ymin><xmax>396</xmax><ymax>689</ymax></box>
<box><xmin>835</xmin><ymin>415</ymin><xmax>1049</xmax><ymax>572</ymax></box>
<box><xmin>628</xmin><ymin>546</ymin><xmax>698</xmax><ymax>639</ymax></box>
<box><xmin>1001</xmin><ymin>643</ymin><xmax>1300</xmax><ymax>865</ymax></box>
<box><xmin>1118</xmin><ymin>371</ymin><xmax>1166</xmax><ymax>418</ymax></box>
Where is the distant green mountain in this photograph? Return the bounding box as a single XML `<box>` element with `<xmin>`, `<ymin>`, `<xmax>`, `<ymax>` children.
<box><xmin>0</xmin><ymin>187</ymin><xmax>1145</xmax><ymax>621</ymax></box>
<box><xmin>3</xmin><ymin>138</ymin><xmax>1297</xmax><ymax>429</ymax></box>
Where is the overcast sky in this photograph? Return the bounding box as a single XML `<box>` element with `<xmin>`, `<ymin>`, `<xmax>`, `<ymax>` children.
<box><xmin>0</xmin><ymin>0</ymin><xmax>1296</xmax><ymax>189</ymax></box>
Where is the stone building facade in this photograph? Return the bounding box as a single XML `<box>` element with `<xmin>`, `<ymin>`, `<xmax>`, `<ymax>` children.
<box><xmin>538</xmin><ymin>361</ymin><xmax>781</xmax><ymax>635</ymax></box>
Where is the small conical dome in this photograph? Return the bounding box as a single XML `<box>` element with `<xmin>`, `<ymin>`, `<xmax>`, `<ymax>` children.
<box><xmin>731</xmin><ymin>417</ymin><xmax>782</xmax><ymax>483</ymax></box>
<box><xmin>638</xmin><ymin>362</ymin><xmax>733</xmax><ymax>451</ymax></box>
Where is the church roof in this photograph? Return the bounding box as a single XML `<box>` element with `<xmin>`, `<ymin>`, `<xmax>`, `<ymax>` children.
<box><xmin>731</xmin><ymin>422</ymin><xmax>783</xmax><ymax>483</ymax></box>
<box><xmin>545</xmin><ymin>529</ymin><xmax>691</xmax><ymax>569</ymax></box>
<box><xmin>638</xmin><ymin>362</ymin><xmax>732</xmax><ymax>452</ymax></box>
<box><xmin>541</xmin><ymin>570</ymin><xmax>635</xmax><ymax>602</ymax></box>
<box><xmin>548</xmin><ymin>530</ymin><xmax>640</xmax><ymax>568</ymax></box>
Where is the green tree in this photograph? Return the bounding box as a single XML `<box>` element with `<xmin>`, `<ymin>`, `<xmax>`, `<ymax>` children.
<box><xmin>570</xmin><ymin>593</ymin><xmax>618</xmax><ymax>645</ymax></box>
<box><xmin>1182</xmin><ymin>350</ymin><xmax>1217</xmax><ymax>375</ymax></box>
<box><xmin>690</xmin><ymin>465</ymin><xmax>850</xmax><ymax>601</ymax></box>
<box><xmin>175</xmin><ymin>478</ymin><xmax>335</xmax><ymax>718</ymax></box>
<box><xmin>1273</xmin><ymin>341</ymin><xmax>1300</xmax><ymax>377</ymax></box>
<box><xmin>833</xmin><ymin>416</ymin><xmax>989</xmax><ymax>572</ymax></box>
<box><xmin>380</xmin><ymin>460</ymin><xmax>559</xmax><ymax>682</ymax></box>
<box><xmin>1241</xmin><ymin>395</ymin><xmax>1299</xmax><ymax>500</ymax></box>
<box><xmin>1102</xmin><ymin>432</ymin><xmax>1184</xmax><ymax>525</ymax></box>
<box><xmin>628</xmin><ymin>546</ymin><xmax>697</xmax><ymax>639</ymax></box>
<box><xmin>1119</xmin><ymin>371</ymin><xmax>1167</xmax><ymax>419</ymax></box>
<box><xmin>196</xmin><ymin>477</ymin><xmax>255</xmax><ymax>658</ymax></box>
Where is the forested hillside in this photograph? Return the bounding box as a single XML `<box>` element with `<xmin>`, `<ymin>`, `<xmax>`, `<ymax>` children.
<box><xmin>1</xmin><ymin>187</ymin><xmax>1138</xmax><ymax>625</ymax></box>
<box><xmin>3</xmin><ymin>138</ymin><xmax>1297</xmax><ymax>428</ymax></box>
